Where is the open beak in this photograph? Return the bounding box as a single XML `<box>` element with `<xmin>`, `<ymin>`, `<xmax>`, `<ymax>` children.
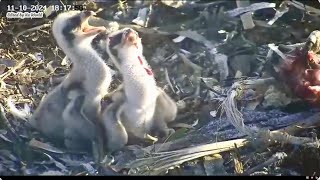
<box><xmin>79</xmin><ymin>11</ymin><xmax>106</xmax><ymax>37</ymax></box>
<box><xmin>122</xmin><ymin>29</ymin><xmax>140</xmax><ymax>47</ymax></box>
<box><xmin>107</xmin><ymin>28</ymin><xmax>137</xmax><ymax>49</ymax></box>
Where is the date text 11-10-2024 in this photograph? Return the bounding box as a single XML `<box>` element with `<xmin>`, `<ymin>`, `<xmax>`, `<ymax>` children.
<box><xmin>7</xmin><ymin>4</ymin><xmax>85</xmax><ymax>12</ymax></box>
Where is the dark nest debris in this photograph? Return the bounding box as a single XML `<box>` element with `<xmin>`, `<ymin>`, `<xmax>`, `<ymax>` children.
<box><xmin>1</xmin><ymin>0</ymin><xmax>320</xmax><ymax>176</ymax></box>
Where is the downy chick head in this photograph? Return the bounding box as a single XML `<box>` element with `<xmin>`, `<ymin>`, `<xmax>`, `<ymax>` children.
<box><xmin>52</xmin><ymin>10</ymin><xmax>106</xmax><ymax>50</ymax></box>
<box><xmin>116</xmin><ymin>28</ymin><xmax>143</xmax><ymax>59</ymax></box>
<box><xmin>122</xmin><ymin>28</ymin><xmax>143</xmax><ymax>52</ymax></box>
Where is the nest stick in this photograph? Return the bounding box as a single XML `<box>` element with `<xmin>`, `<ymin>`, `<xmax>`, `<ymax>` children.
<box><xmin>0</xmin><ymin>58</ymin><xmax>27</xmax><ymax>82</ymax></box>
<box><xmin>244</xmin><ymin>152</ymin><xmax>287</xmax><ymax>175</ymax></box>
<box><xmin>0</xmin><ymin>103</ymin><xmax>19</xmax><ymax>138</ymax></box>
<box><xmin>178</xmin><ymin>53</ymin><xmax>202</xmax><ymax>71</ymax></box>
<box><xmin>164</xmin><ymin>68</ymin><xmax>175</xmax><ymax>93</ymax></box>
<box><xmin>15</xmin><ymin>23</ymin><xmax>51</xmax><ymax>39</ymax></box>
<box><xmin>126</xmin><ymin>111</ymin><xmax>320</xmax><ymax>175</ymax></box>
<box><xmin>278</xmin><ymin>112</ymin><xmax>320</xmax><ymax>134</ymax></box>
<box><xmin>128</xmin><ymin>139</ymin><xmax>248</xmax><ymax>171</ymax></box>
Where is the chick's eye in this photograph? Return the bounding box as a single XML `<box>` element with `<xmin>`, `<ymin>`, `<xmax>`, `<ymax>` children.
<box><xmin>72</xmin><ymin>27</ymin><xmax>80</xmax><ymax>34</ymax></box>
<box><xmin>123</xmin><ymin>30</ymin><xmax>129</xmax><ymax>38</ymax></box>
<box><xmin>121</xmin><ymin>32</ymin><xmax>130</xmax><ymax>43</ymax></box>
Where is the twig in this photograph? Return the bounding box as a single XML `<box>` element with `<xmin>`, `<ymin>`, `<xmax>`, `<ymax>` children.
<box><xmin>123</xmin><ymin>108</ymin><xmax>320</xmax><ymax>175</ymax></box>
<box><xmin>244</xmin><ymin>152</ymin><xmax>287</xmax><ymax>175</ymax></box>
<box><xmin>220</xmin><ymin>78</ymin><xmax>276</xmax><ymax>137</ymax></box>
<box><xmin>0</xmin><ymin>58</ymin><xmax>27</xmax><ymax>85</ymax></box>
<box><xmin>221</xmin><ymin>78</ymin><xmax>320</xmax><ymax>148</ymax></box>
<box><xmin>242</xmin><ymin>77</ymin><xmax>276</xmax><ymax>89</ymax></box>
<box><xmin>152</xmin><ymin>149</ymin><xmax>225</xmax><ymax>172</ymax></box>
<box><xmin>278</xmin><ymin>112</ymin><xmax>320</xmax><ymax>134</ymax></box>
<box><xmin>267</xmin><ymin>1</ymin><xmax>289</xmax><ymax>25</ymax></box>
<box><xmin>258</xmin><ymin>130</ymin><xmax>316</xmax><ymax>147</ymax></box>
<box><xmin>15</xmin><ymin>23</ymin><xmax>51</xmax><ymax>39</ymax></box>
<box><xmin>0</xmin><ymin>103</ymin><xmax>19</xmax><ymax>138</ymax></box>
<box><xmin>221</xmin><ymin>88</ymin><xmax>256</xmax><ymax>136</ymax></box>
<box><xmin>164</xmin><ymin>68</ymin><xmax>175</xmax><ymax>93</ymax></box>
<box><xmin>127</xmin><ymin>139</ymin><xmax>248</xmax><ymax>174</ymax></box>
<box><xmin>288</xmin><ymin>0</ymin><xmax>320</xmax><ymax>17</ymax></box>
<box><xmin>144</xmin><ymin>4</ymin><xmax>153</xmax><ymax>27</ymax></box>
<box><xmin>124</xmin><ymin>106</ymin><xmax>320</xmax><ymax>175</ymax></box>
<box><xmin>305</xmin><ymin>140</ymin><xmax>320</xmax><ymax>148</ymax></box>
<box><xmin>181</xmin><ymin>1</ymin><xmax>225</xmax><ymax>8</ymax></box>
<box><xmin>28</xmin><ymin>138</ymin><xmax>64</xmax><ymax>154</ymax></box>
<box><xmin>178</xmin><ymin>52</ymin><xmax>202</xmax><ymax>71</ymax></box>
<box><xmin>278</xmin><ymin>43</ymin><xmax>306</xmax><ymax>53</ymax></box>
<box><xmin>139</xmin><ymin>139</ymin><xmax>246</xmax><ymax>162</ymax></box>
<box><xmin>232</xmin><ymin>144</ymin><xmax>244</xmax><ymax>174</ymax></box>
<box><xmin>268</xmin><ymin>44</ymin><xmax>287</xmax><ymax>59</ymax></box>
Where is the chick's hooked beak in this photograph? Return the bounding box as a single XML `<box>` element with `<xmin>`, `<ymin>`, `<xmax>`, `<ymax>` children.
<box><xmin>79</xmin><ymin>11</ymin><xmax>106</xmax><ymax>37</ymax></box>
<box><xmin>122</xmin><ymin>29</ymin><xmax>140</xmax><ymax>47</ymax></box>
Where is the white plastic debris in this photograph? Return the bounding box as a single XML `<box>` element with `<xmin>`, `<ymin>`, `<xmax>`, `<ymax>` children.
<box><xmin>176</xmin><ymin>30</ymin><xmax>216</xmax><ymax>52</ymax></box>
<box><xmin>113</xmin><ymin>11</ymin><xmax>123</xmax><ymax>20</ymax></box>
<box><xmin>172</xmin><ymin>36</ymin><xmax>186</xmax><ymax>43</ymax></box>
<box><xmin>161</xmin><ymin>0</ymin><xmax>188</xmax><ymax>8</ymax></box>
<box><xmin>268</xmin><ymin>43</ymin><xmax>286</xmax><ymax>59</ymax></box>
<box><xmin>132</xmin><ymin>7</ymin><xmax>149</xmax><ymax>26</ymax></box>
<box><xmin>210</xmin><ymin>111</ymin><xmax>217</xmax><ymax>118</ymax></box>
<box><xmin>214</xmin><ymin>53</ymin><xmax>229</xmax><ymax>81</ymax></box>
<box><xmin>61</xmin><ymin>56</ymin><xmax>71</xmax><ymax>66</ymax></box>
<box><xmin>236</xmin><ymin>0</ymin><xmax>255</xmax><ymax>30</ymax></box>
<box><xmin>226</xmin><ymin>2</ymin><xmax>276</xmax><ymax>17</ymax></box>
<box><xmin>35</xmin><ymin>52</ymin><xmax>44</xmax><ymax>61</ymax></box>
<box><xmin>6</xmin><ymin>97</ymin><xmax>31</xmax><ymax>121</ymax></box>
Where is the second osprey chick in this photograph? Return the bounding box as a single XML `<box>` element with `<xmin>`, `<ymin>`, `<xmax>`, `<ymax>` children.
<box><xmin>102</xmin><ymin>28</ymin><xmax>178</xmax><ymax>151</ymax></box>
<box><xmin>117</xmin><ymin>29</ymin><xmax>159</xmax><ymax>141</ymax></box>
